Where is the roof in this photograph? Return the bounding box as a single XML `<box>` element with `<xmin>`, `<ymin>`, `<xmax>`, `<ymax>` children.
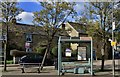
<box><xmin>16</xmin><ymin>23</ymin><xmax>34</xmax><ymax>26</ymax></box>
<box><xmin>2</xmin><ymin>22</ymin><xmax>47</xmax><ymax>35</ymax></box>
<box><xmin>15</xmin><ymin>23</ymin><xmax>69</xmax><ymax>37</ymax></box>
<box><xmin>68</xmin><ymin>22</ymin><xmax>87</xmax><ymax>34</ymax></box>
<box><xmin>2</xmin><ymin>22</ymin><xmax>69</xmax><ymax>37</ymax></box>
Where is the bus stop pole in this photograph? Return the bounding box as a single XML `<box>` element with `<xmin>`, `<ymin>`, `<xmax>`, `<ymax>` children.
<box><xmin>112</xmin><ymin>1</ymin><xmax>115</xmax><ymax>76</ymax></box>
<box><xmin>91</xmin><ymin>37</ymin><xmax>93</xmax><ymax>75</ymax></box>
<box><xmin>58</xmin><ymin>36</ymin><xmax>61</xmax><ymax>75</ymax></box>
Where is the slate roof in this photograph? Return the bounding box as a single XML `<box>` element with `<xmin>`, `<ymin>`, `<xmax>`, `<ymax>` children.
<box><xmin>1</xmin><ymin>22</ymin><xmax>69</xmax><ymax>37</ymax></box>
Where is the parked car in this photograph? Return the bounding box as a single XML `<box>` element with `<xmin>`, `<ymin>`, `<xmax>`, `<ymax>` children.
<box><xmin>114</xmin><ymin>45</ymin><xmax>120</xmax><ymax>59</ymax></box>
<box><xmin>117</xmin><ymin>46</ymin><xmax>120</xmax><ymax>51</ymax></box>
<box><xmin>19</xmin><ymin>54</ymin><xmax>54</xmax><ymax>66</ymax></box>
<box><xmin>114</xmin><ymin>51</ymin><xmax>120</xmax><ymax>59</ymax></box>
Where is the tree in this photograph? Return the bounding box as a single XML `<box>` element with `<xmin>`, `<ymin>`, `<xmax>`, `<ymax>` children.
<box><xmin>76</xmin><ymin>2</ymin><xmax>120</xmax><ymax>71</ymax></box>
<box><xmin>0</xmin><ymin>1</ymin><xmax>22</xmax><ymax>71</ymax></box>
<box><xmin>114</xmin><ymin>2</ymin><xmax>120</xmax><ymax>42</ymax></box>
<box><xmin>33</xmin><ymin>2</ymin><xmax>76</xmax><ymax>70</ymax></box>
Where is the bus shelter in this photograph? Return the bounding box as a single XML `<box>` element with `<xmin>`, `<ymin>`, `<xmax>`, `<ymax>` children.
<box><xmin>58</xmin><ymin>36</ymin><xmax>93</xmax><ymax>75</ymax></box>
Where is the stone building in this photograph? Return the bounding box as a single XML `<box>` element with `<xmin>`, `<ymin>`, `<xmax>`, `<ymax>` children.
<box><xmin>1</xmin><ymin>22</ymin><xmax>59</xmax><ymax>62</ymax></box>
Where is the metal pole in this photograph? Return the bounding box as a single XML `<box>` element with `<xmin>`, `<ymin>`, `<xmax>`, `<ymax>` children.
<box><xmin>58</xmin><ymin>36</ymin><xmax>61</xmax><ymax>75</ymax></box>
<box><xmin>91</xmin><ymin>37</ymin><xmax>93</xmax><ymax>75</ymax></box>
<box><xmin>112</xmin><ymin>1</ymin><xmax>115</xmax><ymax>76</ymax></box>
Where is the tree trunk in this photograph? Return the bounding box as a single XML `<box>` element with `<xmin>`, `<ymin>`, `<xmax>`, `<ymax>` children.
<box><xmin>40</xmin><ymin>42</ymin><xmax>51</xmax><ymax>70</ymax></box>
<box><xmin>101</xmin><ymin>55</ymin><xmax>105</xmax><ymax>71</ymax></box>
<box><xmin>4</xmin><ymin>42</ymin><xmax>7</xmax><ymax>71</ymax></box>
<box><xmin>4</xmin><ymin>24</ymin><xmax>8</xmax><ymax>71</ymax></box>
<box><xmin>101</xmin><ymin>43</ymin><xmax>106</xmax><ymax>71</ymax></box>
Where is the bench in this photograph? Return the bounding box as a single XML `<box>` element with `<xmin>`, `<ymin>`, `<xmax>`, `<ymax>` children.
<box><xmin>62</xmin><ymin>62</ymin><xmax>91</xmax><ymax>74</ymax></box>
<box><xmin>18</xmin><ymin>63</ymin><xmax>41</xmax><ymax>73</ymax></box>
<box><xmin>61</xmin><ymin>59</ymin><xmax>91</xmax><ymax>74</ymax></box>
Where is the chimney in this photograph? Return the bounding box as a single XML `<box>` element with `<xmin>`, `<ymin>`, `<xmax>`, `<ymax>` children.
<box><xmin>62</xmin><ymin>24</ymin><xmax>65</xmax><ymax>30</ymax></box>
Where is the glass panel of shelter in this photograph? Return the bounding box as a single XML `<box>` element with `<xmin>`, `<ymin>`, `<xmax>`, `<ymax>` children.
<box><xmin>63</xmin><ymin>42</ymin><xmax>91</xmax><ymax>61</ymax></box>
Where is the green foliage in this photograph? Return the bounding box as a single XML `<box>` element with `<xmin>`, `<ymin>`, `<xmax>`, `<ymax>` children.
<box><xmin>51</xmin><ymin>44</ymin><xmax>71</xmax><ymax>57</ymax></box>
<box><xmin>1</xmin><ymin>2</ymin><xmax>23</xmax><ymax>35</ymax></box>
<box><xmin>0</xmin><ymin>60</ymin><xmax>13</xmax><ymax>64</ymax></box>
<box><xmin>71</xmin><ymin>49</ymin><xmax>77</xmax><ymax>57</ymax></box>
<box><xmin>36</xmin><ymin>47</ymin><xmax>46</xmax><ymax>55</ymax></box>
<box><xmin>75</xmin><ymin>2</ymin><xmax>120</xmax><ymax>60</ymax></box>
<box><xmin>0</xmin><ymin>2</ymin><xmax>22</xmax><ymax>23</ymax></box>
<box><xmin>114</xmin><ymin>8</ymin><xmax>120</xmax><ymax>42</ymax></box>
<box><xmin>33</xmin><ymin>2</ymin><xmax>76</xmax><ymax>39</ymax></box>
<box><xmin>82</xmin><ymin>2</ymin><xmax>120</xmax><ymax>42</ymax></box>
<box><xmin>116</xmin><ymin>32</ymin><xmax>120</xmax><ymax>42</ymax></box>
<box><xmin>51</xmin><ymin>46</ymin><xmax>58</xmax><ymax>57</ymax></box>
<box><xmin>33</xmin><ymin>2</ymin><xmax>76</xmax><ymax>66</ymax></box>
<box><xmin>113</xmin><ymin>3</ymin><xmax>120</xmax><ymax>30</ymax></box>
<box><xmin>6</xmin><ymin>60</ymin><xmax>13</xmax><ymax>64</ymax></box>
<box><xmin>77</xmin><ymin>3</ymin><xmax>116</xmax><ymax>43</ymax></box>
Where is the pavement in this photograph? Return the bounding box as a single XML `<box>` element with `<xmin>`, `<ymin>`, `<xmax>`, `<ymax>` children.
<box><xmin>0</xmin><ymin>60</ymin><xmax>120</xmax><ymax>77</ymax></box>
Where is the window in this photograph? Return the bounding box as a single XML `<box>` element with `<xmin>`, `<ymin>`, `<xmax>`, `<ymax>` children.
<box><xmin>26</xmin><ymin>34</ymin><xmax>32</xmax><ymax>42</ymax></box>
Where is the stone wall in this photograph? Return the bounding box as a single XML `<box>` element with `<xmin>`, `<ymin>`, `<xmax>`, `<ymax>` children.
<box><xmin>1</xmin><ymin>22</ymin><xmax>65</xmax><ymax>60</ymax></box>
<box><xmin>8</xmin><ymin>32</ymin><xmax>58</xmax><ymax>52</ymax></box>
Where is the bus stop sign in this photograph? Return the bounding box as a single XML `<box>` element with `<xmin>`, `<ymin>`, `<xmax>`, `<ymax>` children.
<box><xmin>111</xmin><ymin>41</ymin><xmax>116</xmax><ymax>46</ymax></box>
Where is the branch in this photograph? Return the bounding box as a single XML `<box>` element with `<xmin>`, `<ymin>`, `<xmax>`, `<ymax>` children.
<box><xmin>91</xmin><ymin>2</ymin><xmax>102</xmax><ymax>10</ymax></box>
<box><xmin>53</xmin><ymin>3</ymin><xmax>58</xmax><ymax>26</ymax></box>
<box><xmin>58</xmin><ymin>10</ymin><xmax>72</xmax><ymax>28</ymax></box>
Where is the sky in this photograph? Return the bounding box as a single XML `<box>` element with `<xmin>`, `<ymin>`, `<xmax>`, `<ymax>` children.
<box><xmin>16</xmin><ymin>1</ymin><xmax>42</xmax><ymax>25</ymax></box>
<box><xmin>1</xmin><ymin>0</ymin><xmax>119</xmax><ymax>25</ymax></box>
<box><xmin>16</xmin><ymin>0</ymin><xmax>120</xmax><ymax>25</ymax></box>
<box><xmin>16</xmin><ymin>0</ymin><xmax>85</xmax><ymax>25</ymax></box>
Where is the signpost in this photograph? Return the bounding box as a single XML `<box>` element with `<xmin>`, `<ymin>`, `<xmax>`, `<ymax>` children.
<box><xmin>112</xmin><ymin>2</ymin><xmax>115</xmax><ymax>76</ymax></box>
<box><xmin>111</xmin><ymin>41</ymin><xmax>116</xmax><ymax>46</ymax></box>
